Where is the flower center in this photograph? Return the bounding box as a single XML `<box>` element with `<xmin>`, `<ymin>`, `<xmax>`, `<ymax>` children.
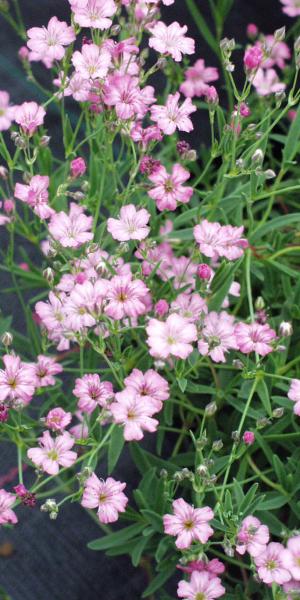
<box><xmin>266</xmin><ymin>560</ymin><xmax>277</xmax><ymax>571</ymax></box>
<box><xmin>184</xmin><ymin>519</ymin><xmax>194</xmax><ymax>530</ymax></box>
<box><xmin>164</xmin><ymin>178</ymin><xmax>174</xmax><ymax>193</ymax></box>
<box><xmin>167</xmin><ymin>336</ymin><xmax>176</xmax><ymax>345</ymax></box>
<box><xmin>47</xmin><ymin>450</ymin><xmax>59</xmax><ymax>461</ymax></box>
<box><xmin>195</xmin><ymin>594</ymin><xmax>206</xmax><ymax>600</ymax></box>
<box><xmin>117</xmin><ymin>292</ymin><xmax>128</xmax><ymax>302</ymax></box>
<box><xmin>99</xmin><ymin>494</ymin><xmax>107</xmax><ymax>503</ymax></box>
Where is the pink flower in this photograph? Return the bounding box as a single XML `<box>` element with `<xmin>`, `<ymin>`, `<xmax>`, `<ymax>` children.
<box><xmin>107</xmin><ymin>204</ymin><xmax>150</xmax><ymax>242</ymax></box>
<box><xmin>14</xmin><ymin>175</ymin><xmax>54</xmax><ymax>219</ymax></box>
<box><xmin>70</xmin><ymin>157</ymin><xmax>86</xmax><ymax>178</ymax></box>
<box><xmin>48</xmin><ymin>202</ymin><xmax>93</xmax><ymax>248</ymax></box>
<box><xmin>197</xmin><ymin>264</ymin><xmax>212</xmax><ymax>280</ymax></box>
<box><xmin>124</xmin><ymin>368</ymin><xmax>169</xmax><ymax>412</ymax></box>
<box><xmin>27</xmin><ymin>431</ymin><xmax>77</xmax><ymax>475</ymax></box>
<box><xmin>45</xmin><ymin>407</ymin><xmax>72</xmax><ymax>431</ymax></box>
<box><xmin>244</xmin><ymin>45</ymin><xmax>263</xmax><ymax>70</ymax></box>
<box><xmin>283</xmin><ymin>580</ymin><xmax>300</xmax><ymax>600</ymax></box>
<box><xmin>14</xmin><ymin>484</ymin><xmax>36</xmax><ymax>507</ymax></box>
<box><xmin>27</xmin><ymin>17</ymin><xmax>75</xmax><ymax>68</ymax></box>
<box><xmin>177</xmin><ymin>571</ymin><xmax>225</xmax><ymax>600</ymax></box>
<box><xmin>288</xmin><ymin>379</ymin><xmax>300</xmax><ymax>416</ymax></box>
<box><xmin>282</xmin><ymin>536</ymin><xmax>300</xmax><ymax>580</ymax></box>
<box><xmin>178</xmin><ymin>558</ymin><xmax>225</xmax><ymax>577</ymax></box>
<box><xmin>151</xmin><ymin>92</ymin><xmax>196</xmax><ymax>135</ymax></box>
<box><xmin>73</xmin><ymin>374</ymin><xmax>114</xmax><ymax>414</ymax></box>
<box><xmin>194</xmin><ymin>220</ymin><xmax>248</xmax><ymax>261</ymax></box>
<box><xmin>0</xmin><ymin>489</ymin><xmax>18</xmax><ymax>525</ymax></box>
<box><xmin>81</xmin><ymin>473</ymin><xmax>128</xmax><ymax>523</ymax></box>
<box><xmin>148</xmin><ymin>163</ymin><xmax>193</xmax><ymax>211</ymax></box>
<box><xmin>0</xmin><ymin>354</ymin><xmax>36</xmax><ymax>405</ymax></box>
<box><xmin>163</xmin><ymin>498</ymin><xmax>214</xmax><ymax>550</ymax></box>
<box><xmin>104</xmin><ymin>275</ymin><xmax>149</xmax><ymax>320</ymax></box>
<box><xmin>155</xmin><ymin>299</ymin><xmax>169</xmax><ymax>317</ymax></box>
<box><xmin>280</xmin><ymin>0</ymin><xmax>300</xmax><ymax>17</ymax></box>
<box><xmin>235</xmin><ymin>322</ymin><xmax>276</xmax><ymax>356</ymax></box>
<box><xmin>148</xmin><ymin>21</ymin><xmax>195</xmax><ymax>62</ymax></box>
<box><xmin>104</xmin><ymin>74</ymin><xmax>154</xmax><ymax>120</ymax></box>
<box><xmin>171</xmin><ymin>293</ymin><xmax>207</xmax><ymax>323</ymax></box>
<box><xmin>236</xmin><ymin>516</ymin><xmax>269</xmax><ymax>557</ymax></box>
<box><xmin>255</xmin><ymin>542</ymin><xmax>291</xmax><ymax>585</ymax></box>
<box><xmin>247</xmin><ymin>23</ymin><xmax>258</xmax><ymax>39</ymax></box>
<box><xmin>198</xmin><ymin>311</ymin><xmax>238</xmax><ymax>363</ymax></box>
<box><xmin>146</xmin><ymin>314</ymin><xmax>197</xmax><ymax>359</ymax></box>
<box><xmin>33</xmin><ymin>355</ymin><xmax>63</xmax><ymax>387</ymax></box>
<box><xmin>14</xmin><ymin>101</ymin><xmax>46</xmax><ymax>134</ymax></box>
<box><xmin>73</xmin><ymin>0</ymin><xmax>117</xmax><ymax>29</ymax></box>
<box><xmin>61</xmin><ymin>73</ymin><xmax>91</xmax><ymax>102</ymax></box>
<box><xmin>252</xmin><ymin>68</ymin><xmax>286</xmax><ymax>96</ymax></box>
<box><xmin>243</xmin><ymin>431</ymin><xmax>255</xmax><ymax>445</ymax></box>
<box><xmin>72</xmin><ymin>43</ymin><xmax>111</xmax><ymax>79</ymax></box>
<box><xmin>0</xmin><ymin>91</ymin><xmax>16</xmax><ymax>131</ymax></box>
<box><xmin>259</xmin><ymin>35</ymin><xmax>291</xmax><ymax>70</ymax></box>
<box><xmin>110</xmin><ymin>388</ymin><xmax>159</xmax><ymax>440</ymax></box>
<box><xmin>180</xmin><ymin>59</ymin><xmax>219</xmax><ymax>98</ymax></box>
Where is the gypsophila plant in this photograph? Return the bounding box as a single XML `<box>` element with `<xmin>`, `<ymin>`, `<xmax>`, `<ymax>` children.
<box><xmin>1</xmin><ymin>0</ymin><xmax>300</xmax><ymax>598</ymax></box>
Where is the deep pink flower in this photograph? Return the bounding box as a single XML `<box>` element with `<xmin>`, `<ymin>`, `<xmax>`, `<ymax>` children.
<box><xmin>148</xmin><ymin>21</ymin><xmax>195</xmax><ymax>62</ymax></box>
<box><xmin>27</xmin><ymin>431</ymin><xmax>77</xmax><ymax>475</ymax></box>
<box><xmin>14</xmin><ymin>175</ymin><xmax>54</xmax><ymax>219</ymax></box>
<box><xmin>282</xmin><ymin>536</ymin><xmax>300</xmax><ymax>580</ymax></box>
<box><xmin>194</xmin><ymin>220</ymin><xmax>248</xmax><ymax>261</ymax></box>
<box><xmin>124</xmin><ymin>368</ymin><xmax>169</xmax><ymax>412</ymax></box>
<box><xmin>253</xmin><ymin>68</ymin><xmax>286</xmax><ymax>96</ymax></box>
<box><xmin>70</xmin><ymin>157</ymin><xmax>86</xmax><ymax>178</ymax></box>
<box><xmin>0</xmin><ymin>404</ymin><xmax>9</xmax><ymax>422</ymax></box>
<box><xmin>33</xmin><ymin>355</ymin><xmax>63</xmax><ymax>387</ymax></box>
<box><xmin>48</xmin><ymin>202</ymin><xmax>93</xmax><ymax>248</ymax></box>
<box><xmin>197</xmin><ymin>264</ymin><xmax>212</xmax><ymax>280</ymax></box>
<box><xmin>73</xmin><ymin>0</ymin><xmax>117</xmax><ymax>29</ymax></box>
<box><xmin>151</xmin><ymin>92</ymin><xmax>196</xmax><ymax>135</ymax></box>
<box><xmin>0</xmin><ymin>489</ymin><xmax>18</xmax><ymax>525</ymax></box>
<box><xmin>243</xmin><ymin>431</ymin><xmax>255</xmax><ymax>445</ymax></box>
<box><xmin>73</xmin><ymin>374</ymin><xmax>114</xmax><ymax>414</ymax></box>
<box><xmin>72</xmin><ymin>43</ymin><xmax>111</xmax><ymax>79</ymax></box>
<box><xmin>178</xmin><ymin>558</ymin><xmax>225</xmax><ymax>577</ymax></box>
<box><xmin>14</xmin><ymin>484</ymin><xmax>36</xmax><ymax>507</ymax></box>
<box><xmin>236</xmin><ymin>516</ymin><xmax>269</xmax><ymax>557</ymax></box>
<box><xmin>45</xmin><ymin>407</ymin><xmax>72</xmax><ymax>432</ymax></box>
<box><xmin>235</xmin><ymin>322</ymin><xmax>276</xmax><ymax>356</ymax></box>
<box><xmin>104</xmin><ymin>275</ymin><xmax>149</xmax><ymax>320</ymax></box>
<box><xmin>0</xmin><ymin>354</ymin><xmax>36</xmax><ymax>405</ymax></box>
<box><xmin>163</xmin><ymin>498</ymin><xmax>214</xmax><ymax>550</ymax></box>
<box><xmin>0</xmin><ymin>91</ymin><xmax>16</xmax><ymax>131</ymax></box>
<box><xmin>288</xmin><ymin>379</ymin><xmax>300</xmax><ymax>416</ymax></box>
<box><xmin>280</xmin><ymin>0</ymin><xmax>300</xmax><ymax>17</ymax></box>
<box><xmin>247</xmin><ymin>23</ymin><xmax>258</xmax><ymax>39</ymax></box>
<box><xmin>27</xmin><ymin>17</ymin><xmax>75</xmax><ymax>67</ymax></box>
<box><xmin>148</xmin><ymin>163</ymin><xmax>193</xmax><ymax>211</ymax></box>
<box><xmin>244</xmin><ymin>45</ymin><xmax>263</xmax><ymax>70</ymax></box>
<box><xmin>81</xmin><ymin>473</ymin><xmax>128</xmax><ymax>523</ymax></box>
<box><xmin>255</xmin><ymin>542</ymin><xmax>291</xmax><ymax>585</ymax></box>
<box><xmin>14</xmin><ymin>101</ymin><xmax>46</xmax><ymax>134</ymax></box>
<box><xmin>146</xmin><ymin>314</ymin><xmax>197</xmax><ymax>359</ymax></box>
<box><xmin>107</xmin><ymin>204</ymin><xmax>150</xmax><ymax>241</ymax></box>
<box><xmin>180</xmin><ymin>59</ymin><xmax>219</xmax><ymax>98</ymax></box>
<box><xmin>198</xmin><ymin>311</ymin><xmax>238</xmax><ymax>363</ymax></box>
<box><xmin>131</xmin><ymin>123</ymin><xmax>162</xmax><ymax>149</ymax></box>
<box><xmin>177</xmin><ymin>571</ymin><xmax>225</xmax><ymax>600</ymax></box>
<box><xmin>110</xmin><ymin>388</ymin><xmax>159</xmax><ymax>441</ymax></box>
<box><xmin>155</xmin><ymin>299</ymin><xmax>169</xmax><ymax>317</ymax></box>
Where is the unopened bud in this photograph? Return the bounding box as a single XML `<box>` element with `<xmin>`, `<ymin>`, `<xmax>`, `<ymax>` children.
<box><xmin>255</xmin><ymin>296</ymin><xmax>265</xmax><ymax>310</ymax></box>
<box><xmin>110</xmin><ymin>24</ymin><xmax>121</xmax><ymax>36</ymax></box>
<box><xmin>274</xmin><ymin>26</ymin><xmax>286</xmax><ymax>42</ymax></box>
<box><xmin>279</xmin><ymin>321</ymin><xmax>293</xmax><ymax>337</ymax></box>
<box><xmin>157</xmin><ymin>57</ymin><xmax>168</xmax><ymax>70</ymax></box>
<box><xmin>205</xmin><ymin>401</ymin><xmax>217</xmax><ymax>416</ymax></box>
<box><xmin>231</xmin><ymin>430</ymin><xmax>240</xmax><ymax>443</ymax></box>
<box><xmin>294</xmin><ymin>36</ymin><xmax>300</xmax><ymax>53</ymax></box>
<box><xmin>236</xmin><ymin>158</ymin><xmax>245</xmax><ymax>169</ymax></box>
<box><xmin>76</xmin><ymin>466</ymin><xmax>93</xmax><ymax>484</ymax></box>
<box><xmin>232</xmin><ymin>359</ymin><xmax>244</xmax><ymax>369</ymax></box>
<box><xmin>272</xmin><ymin>407</ymin><xmax>284</xmax><ymax>418</ymax></box>
<box><xmin>256</xmin><ymin>417</ymin><xmax>271</xmax><ymax>429</ymax></box>
<box><xmin>196</xmin><ymin>464</ymin><xmax>208</xmax><ymax>477</ymax></box>
<box><xmin>160</xmin><ymin>469</ymin><xmax>168</xmax><ymax>479</ymax></box>
<box><xmin>40</xmin><ymin>135</ymin><xmax>51</xmax><ymax>147</ymax></box>
<box><xmin>43</xmin><ymin>268</ymin><xmax>54</xmax><ymax>284</ymax></box>
<box><xmin>1</xmin><ymin>331</ymin><xmax>13</xmax><ymax>346</ymax></box>
<box><xmin>264</xmin><ymin>169</ymin><xmax>276</xmax><ymax>179</ymax></box>
<box><xmin>243</xmin><ymin>431</ymin><xmax>255</xmax><ymax>445</ymax></box>
<box><xmin>212</xmin><ymin>439</ymin><xmax>223</xmax><ymax>452</ymax></box>
<box><xmin>251</xmin><ymin>149</ymin><xmax>264</xmax><ymax>166</ymax></box>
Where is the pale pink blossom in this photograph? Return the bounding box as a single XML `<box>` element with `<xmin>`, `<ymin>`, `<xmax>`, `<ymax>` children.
<box><xmin>81</xmin><ymin>473</ymin><xmax>128</xmax><ymax>523</ymax></box>
<box><xmin>177</xmin><ymin>571</ymin><xmax>225</xmax><ymax>600</ymax></box>
<box><xmin>282</xmin><ymin>535</ymin><xmax>300</xmax><ymax>580</ymax></box>
<box><xmin>198</xmin><ymin>311</ymin><xmax>238</xmax><ymax>363</ymax></box>
<box><xmin>35</xmin><ymin>291</ymin><xmax>66</xmax><ymax>334</ymax></box>
<box><xmin>104</xmin><ymin>275</ymin><xmax>149</xmax><ymax>320</ymax></box>
<box><xmin>73</xmin><ymin>0</ymin><xmax>117</xmax><ymax>29</ymax></box>
<box><xmin>33</xmin><ymin>355</ymin><xmax>63</xmax><ymax>387</ymax></box>
<box><xmin>27</xmin><ymin>17</ymin><xmax>75</xmax><ymax>68</ymax></box>
<box><xmin>131</xmin><ymin>122</ymin><xmax>162</xmax><ymax>149</ymax></box>
<box><xmin>27</xmin><ymin>431</ymin><xmax>77</xmax><ymax>475</ymax></box>
<box><xmin>0</xmin><ymin>354</ymin><xmax>36</xmax><ymax>405</ymax></box>
<box><xmin>148</xmin><ymin>163</ymin><xmax>193</xmax><ymax>211</ymax></box>
<box><xmin>61</xmin><ymin>73</ymin><xmax>91</xmax><ymax>102</ymax></box>
<box><xmin>235</xmin><ymin>322</ymin><xmax>276</xmax><ymax>356</ymax></box>
<box><xmin>0</xmin><ymin>91</ymin><xmax>16</xmax><ymax>131</ymax></box>
<box><xmin>14</xmin><ymin>175</ymin><xmax>54</xmax><ymax>219</ymax></box>
<box><xmin>288</xmin><ymin>379</ymin><xmax>300</xmax><ymax>416</ymax></box>
<box><xmin>124</xmin><ymin>368</ymin><xmax>169</xmax><ymax>412</ymax></box>
<box><xmin>110</xmin><ymin>388</ymin><xmax>159</xmax><ymax>440</ymax></box>
<box><xmin>252</xmin><ymin>68</ymin><xmax>286</xmax><ymax>96</ymax></box>
<box><xmin>73</xmin><ymin>374</ymin><xmax>114</xmax><ymax>414</ymax></box>
<box><xmin>48</xmin><ymin>202</ymin><xmax>93</xmax><ymax>248</ymax></box>
<box><xmin>146</xmin><ymin>314</ymin><xmax>197</xmax><ymax>359</ymax></box>
<box><xmin>236</xmin><ymin>516</ymin><xmax>269</xmax><ymax>557</ymax></box>
<box><xmin>148</xmin><ymin>21</ymin><xmax>195</xmax><ymax>62</ymax></box>
<box><xmin>72</xmin><ymin>43</ymin><xmax>111</xmax><ymax>79</ymax></box>
<box><xmin>151</xmin><ymin>92</ymin><xmax>196</xmax><ymax>135</ymax></box>
<box><xmin>0</xmin><ymin>489</ymin><xmax>18</xmax><ymax>525</ymax></box>
<box><xmin>255</xmin><ymin>542</ymin><xmax>291</xmax><ymax>585</ymax></box>
<box><xmin>180</xmin><ymin>59</ymin><xmax>219</xmax><ymax>98</ymax></box>
<box><xmin>171</xmin><ymin>293</ymin><xmax>207</xmax><ymax>322</ymax></box>
<box><xmin>14</xmin><ymin>101</ymin><xmax>45</xmax><ymax>134</ymax></box>
<box><xmin>194</xmin><ymin>220</ymin><xmax>248</xmax><ymax>261</ymax></box>
<box><xmin>45</xmin><ymin>407</ymin><xmax>72</xmax><ymax>431</ymax></box>
<box><xmin>104</xmin><ymin>74</ymin><xmax>154</xmax><ymax>120</ymax></box>
<box><xmin>258</xmin><ymin>35</ymin><xmax>291</xmax><ymax>70</ymax></box>
<box><xmin>107</xmin><ymin>204</ymin><xmax>150</xmax><ymax>241</ymax></box>
<box><xmin>163</xmin><ymin>498</ymin><xmax>214</xmax><ymax>550</ymax></box>
<box><xmin>280</xmin><ymin>0</ymin><xmax>300</xmax><ymax>17</ymax></box>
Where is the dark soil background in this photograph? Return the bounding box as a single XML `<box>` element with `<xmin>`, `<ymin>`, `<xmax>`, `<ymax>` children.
<box><xmin>0</xmin><ymin>1</ymin><xmax>291</xmax><ymax>599</ymax></box>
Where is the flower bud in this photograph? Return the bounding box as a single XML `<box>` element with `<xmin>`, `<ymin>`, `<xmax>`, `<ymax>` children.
<box><xmin>205</xmin><ymin>401</ymin><xmax>217</xmax><ymax>416</ymax></box>
<box><xmin>159</xmin><ymin>469</ymin><xmax>168</xmax><ymax>479</ymax></box>
<box><xmin>110</xmin><ymin>24</ymin><xmax>121</xmax><ymax>36</ymax></box>
<box><xmin>255</xmin><ymin>296</ymin><xmax>265</xmax><ymax>310</ymax></box>
<box><xmin>157</xmin><ymin>57</ymin><xmax>168</xmax><ymax>70</ymax></box>
<box><xmin>1</xmin><ymin>331</ymin><xmax>13</xmax><ymax>346</ymax></box>
<box><xmin>279</xmin><ymin>321</ymin><xmax>293</xmax><ymax>337</ymax></box>
<box><xmin>40</xmin><ymin>135</ymin><xmax>51</xmax><ymax>147</ymax></box>
<box><xmin>243</xmin><ymin>431</ymin><xmax>255</xmax><ymax>445</ymax></box>
<box><xmin>294</xmin><ymin>36</ymin><xmax>300</xmax><ymax>53</ymax></box>
<box><xmin>212</xmin><ymin>439</ymin><xmax>223</xmax><ymax>452</ymax></box>
<box><xmin>76</xmin><ymin>466</ymin><xmax>93</xmax><ymax>484</ymax></box>
<box><xmin>197</xmin><ymin>264</ymin><xmax>212</xmax><ymax>280</ymax></box>
<box><xmin>246</xmin><ymin>23</ymin><xmax>258</xmax><ymax>40</ymax></box>
<box><xmin>256</xmin><ymin>417</ymin><xmax>271</xmax><ymax>429</ymax></box>
<box><xmin>0</xmin><ymin>404</ymin><xmax>9</xmax><ymax>423</ymax></box>
<box><xmin>231</xmin><ymin>430</ymin><xmax>240</xmax><ymax>443</ymax></box>
<box><xmin>264</xmin><ymin>169</ymin><xmax>276</xmax><ymax>179</ymax></box>
<box><xmin>232</xmin><ymin>359</ymin><xmax>244</xmax><ymax>369</ymax></box>
<box><xmin>274</xmin><ymin>26</ymin><xmax>286</xmax><ymax>42</ymax></box>
<box><xmin>70</xmin><ymin>157</ymin><xmax>86</xmax><ymax>178</ymax></box>
<box><xmin>155</xmin><ymin>299</ymin><xmax>169</xmax><ymax>317</ymax></box>
<box><xmin>0</xmin><ymin>166</ymin><xmax>8</xmax><ymax>179</ymax></box>
<box><xmin>196</xmin><ymin>464</ymin><xmax>208</xmax><ymax>477</ymax></box>
<box><xmin>272</xmin><ymin>407</ymin><xmax>284</xmax><ymax>419</ymax></box>
<box><xmin>251</xmin><ymin>149</ymin><xmax>264</xmax><ymax>166</ymax></box>
<box><xmin>43</xmin><ymin>268</ymin><xmax>54</xmax><ymax>284</ymax></box>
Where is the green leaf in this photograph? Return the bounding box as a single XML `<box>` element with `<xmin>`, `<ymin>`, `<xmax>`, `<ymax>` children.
<box><xmin>250</xmin><ymin>213</ymin><xmax>300</xmax><ymax>242</ymax></box>
<box><xmin>256</xmin><ymin>380</ymin><xmax>272</xmax><ymax>417</ymax></box>
<box><xmin>257</xmin><ymin>492</ymin><xmax>288</xmax><ymax>510</ymax></box>
<box><xmin>141</xmin><ymin>509</ymin><xmax>163</xmax><ymax>533</ymax></box>
<box><xmin>88</xmin><ymin>523</ymin><xmax>145</xmax><ymax>551</ymax></box>
<box><xmin>108</xmin><ymin>426</ymin><xmax>125</xmax><ymax>475</ymax></box>
<box><xmin>130</xmin><ymin>442</ymin><xmax>152</xmax><ymax>474</ymax></box>
<box><xmin>239</xmin><ymin>484</ymin><xmax>259</xmax><ymax>514</ymax></box>
<box><xmin>209</xmin><ymin>258</ymin><xmax>243</xmax><ymax>311</ymax></box>
<box><xmin>177</xmin><ymin>377</ymin><xmax>187</xmax><ymax>393</ymax></box>
<box><xmin>131</xmin><ymin>536</ymin><xmax>149</xmax><ymax>567</ymax></box>
<box><xmin>173</xmin><ymin>207</ymin><xmax>199</xmax><ymax>228</ymax></box>
<box><xmin>142</xmin><ymin>562</ymin><xmax>177</xmax><ymax>598</ymax></box>
<box><xmin>185</xmin><ymin>0</ymin><xmax>219</xmax><ymax>54</ymax></box>
<box><xmin>283</xmin><ymin>105</ymin><xmax>300</xmax><ymax>166</ymax></box>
